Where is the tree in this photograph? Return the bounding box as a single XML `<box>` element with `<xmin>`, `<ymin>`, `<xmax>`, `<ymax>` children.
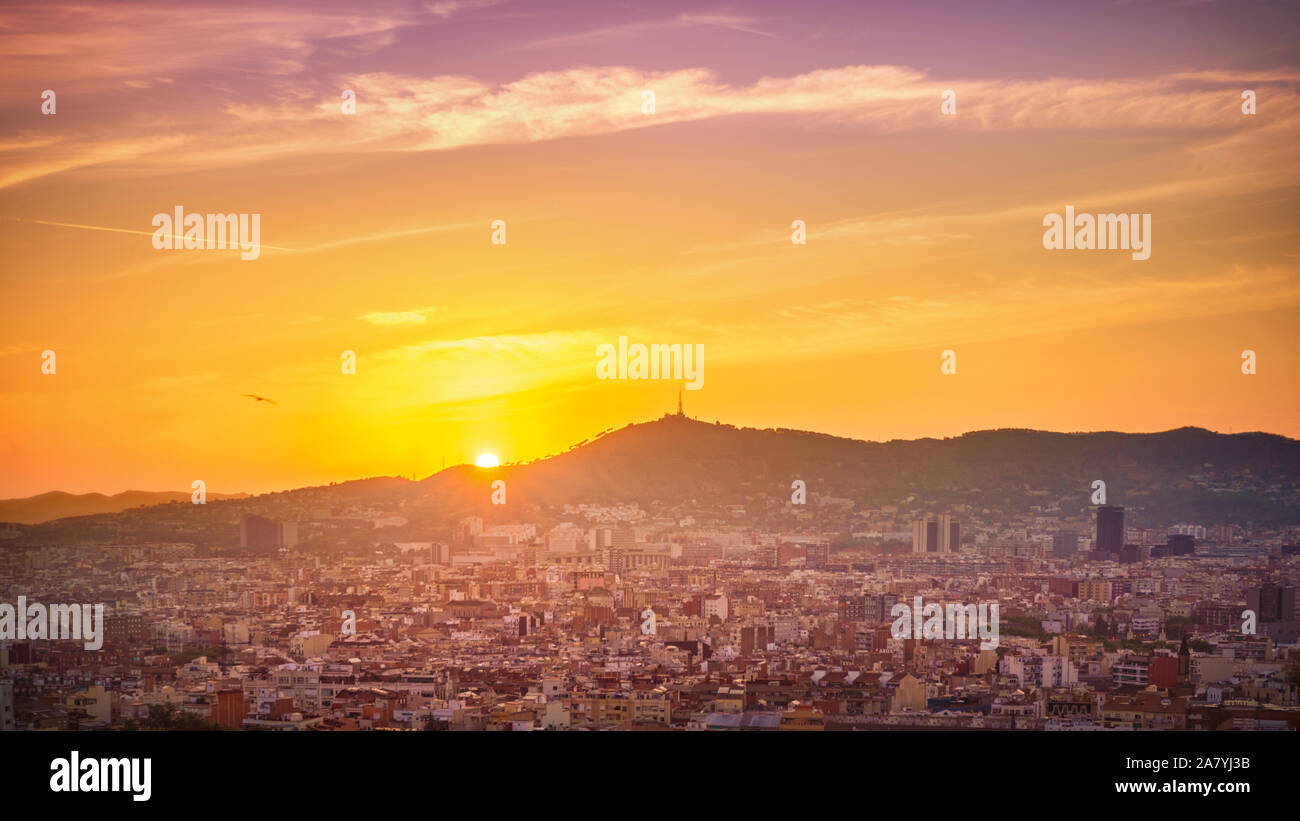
<box><xmin>145</xmin><ymin>702</ymin><xmax>220</xmax><ymax>730</ymax></box>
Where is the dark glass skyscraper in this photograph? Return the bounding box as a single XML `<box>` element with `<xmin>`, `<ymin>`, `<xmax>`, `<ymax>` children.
<box><xmin>1094</xmin><ymin>505</ymin><xmax>1124</xmax><ymax>559</ymax></box>
<box><xmin>239</xmin><ymin>513</ymin><xmax>283</xmax><ymax>549</ymax></box>
<box><xmin>1248</xmin><ymin>584</ymin><xmax>1297</xmax><ymax>623</ymax></box>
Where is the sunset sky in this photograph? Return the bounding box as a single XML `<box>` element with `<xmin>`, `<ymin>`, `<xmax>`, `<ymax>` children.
<box><xmin>1</xmin><ymin>0</ymin><xmax>1298</xmax><ymax>498</ymax></box>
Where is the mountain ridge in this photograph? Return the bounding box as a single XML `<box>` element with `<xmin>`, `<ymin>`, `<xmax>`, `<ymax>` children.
<box><xmin>5</xmin><ymin>417</ymin><xmax>1298</xmax><ymax>529</ymax></box>
<box><xmin>0</xmin><ymin>489</ymin><xmax>249</xmax><ymax>525</ymax></box>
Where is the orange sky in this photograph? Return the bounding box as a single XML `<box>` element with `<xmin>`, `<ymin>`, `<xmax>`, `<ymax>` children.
<box><xmin>1</xmin><ymin>1</ymin><xmax>1298</xmax><ymax>497</ymax></box>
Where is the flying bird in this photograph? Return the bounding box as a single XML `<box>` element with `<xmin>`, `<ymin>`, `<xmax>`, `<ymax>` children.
<box><xmin>242</xmin><ymin>394</ymin><xmax>276</xmax><ymax>404</ymax></box>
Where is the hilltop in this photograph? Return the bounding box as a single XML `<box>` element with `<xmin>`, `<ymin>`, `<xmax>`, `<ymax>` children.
<box><xmin>6</xmin><ymin>416</ymin><xmax>1299</xmax><ymax>540</ymax></box>
<box><xmin>0</xmin><ymin>489</ymin><xmax>248</xmax><ymax>525</ymax></box>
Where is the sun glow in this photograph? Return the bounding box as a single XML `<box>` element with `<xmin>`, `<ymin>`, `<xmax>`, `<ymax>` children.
<box><xmin>475</xmin><ymin>453</ymin><xmax>500</xmax><ymax>468</ymax></box>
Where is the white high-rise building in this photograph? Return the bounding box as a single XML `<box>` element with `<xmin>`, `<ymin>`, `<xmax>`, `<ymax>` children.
<box><xmin>702</xmin><ymin>593</ymin><xmax>728</xmax><ymax>621</ymax></box>
<box><xmin>913</xmin><ymin>516</ymin><xmax>960</xmax><ymax>554</ymax></box>
<box><xmin>912</xmin><ymin>518</ymin><xmax>937</xmax><ymax>553</ymax></box>
<box><xmin>939</xmin><ymin>514</ymin><xmax>960</xmax><ymax>553</ymax></box>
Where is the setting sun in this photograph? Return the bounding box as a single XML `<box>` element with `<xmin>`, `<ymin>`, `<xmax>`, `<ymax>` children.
<box><xmin>474</xmin><ymin>454</ymin><xmax>500</xmax><ymax>468</ymax></box>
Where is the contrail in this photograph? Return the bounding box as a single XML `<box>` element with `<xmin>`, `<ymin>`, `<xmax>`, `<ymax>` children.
<box><xmin>1</xmin><ymin>216</ymin><xmax>477</xmax><ymax>254</ymax></box>
<box><xmin>0</xmin><ymin>216</ymin><xmax>295</xmax><ymax>251</ymax></box>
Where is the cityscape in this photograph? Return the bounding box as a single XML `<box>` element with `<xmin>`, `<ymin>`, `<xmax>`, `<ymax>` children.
<box><xmin>2</xmin><ymin>407</ymin><xmax>1297</xmax><ymax>732</ymax></box>
<box><xmin>1</xmin><ymin>28</ymin><xmax>1299</xmax><ymax>821</ymax></box>
<box><xmin>5</xmin><ymin>0</ymin><xmax>1299</xmax><ymax>807</ymax></box>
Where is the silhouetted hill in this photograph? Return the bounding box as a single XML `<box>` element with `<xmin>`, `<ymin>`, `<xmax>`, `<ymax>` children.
<box><xmin>9</xmin><ymin>417</ymin><xmax>1300</xmax><ymax>537</ymax></box>
<box><xmin>414</xmin><ymin>416</ymin><xmax>1300</xmax><ymax>525</ymax></box>
<box><xmin>0</xmin><ymin>489</ymin><xmax>248</xmax><ymax>525</ymax></box>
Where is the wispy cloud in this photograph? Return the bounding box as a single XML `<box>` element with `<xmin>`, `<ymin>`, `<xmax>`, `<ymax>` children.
<box><xmin>359</xmin><ymin>307</ymin><xmax>442</xmax><ymax>326</ymax></box>
<box><xmin>167</xmin><ymin>64</ymin><xmax>1300</xmax><ymax>162</ymax></box>
<box><xmin>519</xmin><ymin>11</ymin><xmax>776</xmax><ymax>50</ymax></box>
<box><xmin>423</xmin><ymin>0</ymin><xmax>503</xmax><ymax>19</ymax></box>
<box><xmin>2</xmin><ymin>57</ymin><xmax>1295</xmax><ymax>190</ymax></box>
<box><xmin>377</xmin><ymin>331</ymin><xmax>601</xmax><ymax>360</ymax></box>
<box><xmin>0</xmin><ymin>1</ymin><xmax>462</xmax><ymax>92</ymax></box>
<box><xmin>285</xmin><ymin>222</ymin><xmax>481</xmax><ymax>254</ymax></box>
<box><xmin>0</xmin><ymin>343</ymin><xmax>43</xmax><ymax>358</ymax></box>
